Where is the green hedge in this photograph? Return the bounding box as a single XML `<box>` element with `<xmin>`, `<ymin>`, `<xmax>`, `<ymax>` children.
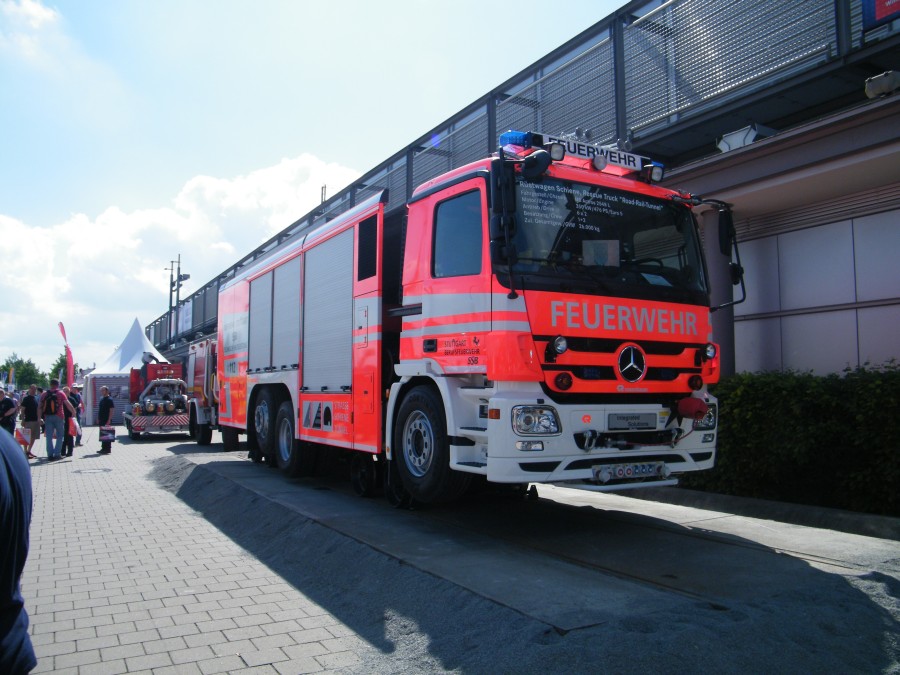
<box><xmin>680</xmin><ymin>364</ymin><xmax>900</xmax><ymax>517</ymax></box>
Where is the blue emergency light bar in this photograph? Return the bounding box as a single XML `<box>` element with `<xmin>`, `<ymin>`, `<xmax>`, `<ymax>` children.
<box><xmin>499</xmin><ymin>130</ymin><xmax>534</xmax><ymax>148</ymax></box>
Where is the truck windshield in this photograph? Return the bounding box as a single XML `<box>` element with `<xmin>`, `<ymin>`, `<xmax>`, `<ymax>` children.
<box><xmin>506</xmin><ymin>177</ymin><xmax>709</xmax><ymax>305</ymax></box>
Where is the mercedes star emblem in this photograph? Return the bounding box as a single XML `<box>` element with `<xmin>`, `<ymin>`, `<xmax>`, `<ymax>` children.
<box><xmin>617</xmin><ymin>345</ymin><xmax>646</xmax><ymax>383</ymax></box>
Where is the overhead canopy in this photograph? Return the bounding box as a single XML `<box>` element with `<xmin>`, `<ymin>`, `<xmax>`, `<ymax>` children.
<box><xmin>93</xmin><ymin>318</ymin><xmax>167</xmax><ymax>374</ymax></box>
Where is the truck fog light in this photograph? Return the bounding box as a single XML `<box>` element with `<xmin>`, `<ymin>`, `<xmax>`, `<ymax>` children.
<box><xmin>702</xmin><ymin>433</ymin><xmax>715</xmax><ymax>443</ymax></box>
<box><xmin>555</xmin><ymin>373</ymin><xmax>573</xmax><ymax>390</ymax></box>
<box><xmin>516</xmin><ymin>440</ymin><xmax>544</xmax><ymax>451</ymax></box>
<box><xmin>688</xmin><ymin>375</ymin><xmax>703</xmax><ymax>391</ymax></box>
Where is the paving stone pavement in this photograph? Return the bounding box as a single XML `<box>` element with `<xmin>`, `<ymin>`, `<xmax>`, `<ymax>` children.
<box><xmin>22</xmin><ymin>428</ymin><xmax>370</xmax><ymax>674</ymax></box>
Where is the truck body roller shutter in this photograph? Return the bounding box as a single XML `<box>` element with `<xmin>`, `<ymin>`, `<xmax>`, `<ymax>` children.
<box><xmin>303</xmin><ymin>229</ymin><xmax>354</xmax><ymax>391</ymax></box>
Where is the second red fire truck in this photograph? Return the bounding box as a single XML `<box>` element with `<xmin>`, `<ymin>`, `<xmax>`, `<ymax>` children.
<box><xmin>187</xmin><ymin>130</ymin><xmax>743</xmax><ymax>504</ymax></box>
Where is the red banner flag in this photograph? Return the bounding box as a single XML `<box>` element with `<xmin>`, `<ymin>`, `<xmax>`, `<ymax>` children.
<box><xmin>59</xmin><ymin>322</ymin><xmax>74</xmax><ymax>385</ymax></box>
<box><xmin>65</xmin><ymin>344</ymin><xmax>74</xmax><ymax>387</ymax></box>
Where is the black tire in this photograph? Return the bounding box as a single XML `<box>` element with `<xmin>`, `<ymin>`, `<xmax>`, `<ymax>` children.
<box><xmin>252</xmin><ymin>389</ymin><xmax>277</xmax><ymax>464</ymax></box>
<box><xmin>274</xmin><ymin>401</ymin><xmax>318</xmax><ymax>476</ymax></box>
<box><xmin>126</xmin><ymin>419</ymin><xmax>140</xmax><ymax>441</ymax></box>
<box><xmin>189</xmin><ymin>408</ymin><xmax>197</xmax><ymax>439</ymax></box>
<box><xmin>393</xmin><ymin>386</ymin><xmax>470</xmax><ymax>504</ymax></box>
<box><xmin>222</xmin><ymin>425</ymin><xmax>241</xmax><ymax>453</ymax></box>
<box><xmin>197</xmin><ymin>422</ymin><xmax>213</xmax><ymax>446</ymax></box>
<box><xmin>350</xmin><ymin>453</ymin><xmax>379</xmax><ymax>497</ymax></box>
<box><xmin>383</xmin><ymin>459</ymin><xmax>412</xmax><ymax>508</ymax></box>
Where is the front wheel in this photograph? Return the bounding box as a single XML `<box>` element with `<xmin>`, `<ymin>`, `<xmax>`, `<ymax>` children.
<box><xmin>394</xmin><ymin>386</ymin><xmax>469</xmax><ymax>503</ymax></box>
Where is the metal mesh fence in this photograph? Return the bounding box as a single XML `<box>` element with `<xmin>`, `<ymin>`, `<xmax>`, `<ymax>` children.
<box><xmin>498</xmin><ymin>38</ymin><xmax>616</xmax><ymax>144</ymax></box>
<box><xmin>412</xmin><ymin>113</ymin><xmax>489</xmax><ymax>190</ymax></box>
<box><xmin>624</xmin><ymin>0</ymin><xmax>836</xmax><ymax>132</ymax></box>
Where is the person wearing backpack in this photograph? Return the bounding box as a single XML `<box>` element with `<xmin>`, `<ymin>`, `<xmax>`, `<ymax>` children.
<box><xmin>39</xmin><ymin>380</ymin><xmax>75</xmax><ymax>461</ymax></box>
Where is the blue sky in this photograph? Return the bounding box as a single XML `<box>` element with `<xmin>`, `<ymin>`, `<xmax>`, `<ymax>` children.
<box><xmin>0</xmin><ymin>0</ymin><xmax>618</xmax><ymax>375</ymax></box>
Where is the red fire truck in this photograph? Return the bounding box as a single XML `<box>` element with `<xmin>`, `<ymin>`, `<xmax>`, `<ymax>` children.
<box><xmin>186</xmin><ymin>338</ymin><xmax>217</xmax><ymax>446</ymax></box>
<box><xmin>123</xmin><ymin>362</ymin><xmax>191</xmax><ymax>440</ymax></box>
<box><xmin>198</xmin><ymin>130</ymin><xmax>743</xmax><ymax>504</ymax></box>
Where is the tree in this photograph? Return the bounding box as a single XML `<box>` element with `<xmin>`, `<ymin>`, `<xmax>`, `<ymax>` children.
<box><xmin>49</xmin><ymin>352</ymin><xmax>79</xmax><ymax>386</ymax></box>
<box><xmin>1</xmin><ymin>353</ymin><xmax>48</xmax><ymax>389</ymax></box>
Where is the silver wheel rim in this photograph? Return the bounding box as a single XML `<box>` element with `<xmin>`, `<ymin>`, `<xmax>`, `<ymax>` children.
<box><xmin>402</xmin><ymin>410</ymin><xmax>434</xmax><ymax>478</ymax></box>
<box><xmin>277</xmin><ymin>416</ymin><xmax>293</xmax><ymax>464</ymax></box>
<box><xmin>254</xmin><ymin>399</ymin><xmax>269</xmax><ymax>441</ymax></box>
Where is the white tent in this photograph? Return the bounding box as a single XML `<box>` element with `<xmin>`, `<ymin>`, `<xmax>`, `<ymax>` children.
<box><xmin>83</xmin><ymin>319</ymin><xmax>167</xmax><ymax>425</ymax></box>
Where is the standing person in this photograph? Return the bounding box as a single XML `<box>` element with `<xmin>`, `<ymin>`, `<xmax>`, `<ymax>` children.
<box><xmin>39</xmin><ymin>379</ymin><xmax>75</xmax><ymax>461</ymax></box>
<box><xmin>17</xmin><ymin>386</ymin><xmax>40</xmax><ymax>460</ymax></box>
<box><xmin>98</xmin><ymin>386</ymin><xmax>115</xmax><ymax>455</ymax></box>
<box><xmin>61</xmin><ymin>387</ymin><xmax>76</xmax><ymax>458</ymax></box>
<box><xmin>71</xmin><ymin>385</ymin><xmax>84</xmax><ymax>446</ymax></box>
<box><xmin>0</xmin><ymin>389</ymin><xmax>17</xmax><ymax>438</ymax></box>
<box><xmin>34</xmin><ymin>388</ymin><xmax>44</xmax><ymax>439</ymax></box>
<box><xmin>0</xmin><ymin>428</ymin><xmax>37</xmax><ymax>673</ymax></box>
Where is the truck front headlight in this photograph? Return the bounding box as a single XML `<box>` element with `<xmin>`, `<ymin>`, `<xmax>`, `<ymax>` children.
<box><xmin>693</xmin><ymin>403</ymin><xmax>717</xmax><ymax>431</ymax></box>
<box><xmin>512</xmin><ymin>406</ymin><xmax>561</xmax><ymax>435</ymax></box>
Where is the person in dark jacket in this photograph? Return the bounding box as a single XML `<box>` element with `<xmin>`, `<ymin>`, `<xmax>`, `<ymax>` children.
<box><xmin>98</xmin><ymin>387</ymin><xmax>115</xmax><ymax>454</ymax></box>
<box><xmin>0</xmin><ymin>428</ymin><xmax>37</xmax><ymax>673</ymax></box>
<box><xmin>18</xmin><ymin>386</ymin><xmax>40</xmax><ymax>459</ymax></box>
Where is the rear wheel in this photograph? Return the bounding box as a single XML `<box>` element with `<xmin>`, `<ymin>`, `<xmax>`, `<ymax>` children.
<box><xmin>126</xmin><ymin>419</ymin><xmax>140</xmax><ymax>441</ymax></box>
<box><xmin>197</xmin><ymin>422</ymin><xmax>213</xmax><ymax>446</ymax></box>
<box><xmin>222</xmin><ymin>425</ymin><xmax>241</xmax><ymax>453</ymax></box>
<box><xmin>383</xmin><ymin>459</ymin><xmax>412</xmax><ymax>508</ymax></box>
<box><xmin>350</xmin><ymin>453</ymin><xmax>379</xmax><ymax>497</ymax></box>
<box><xmin>275</xmin><ymin>402</ymin><xmax>318</xmax><ymax>476</ymax></box>
<box><xmin>253</xmin><ymin>389</ymin><xmax>277</xmax><ymax>464</ymax></box>
<box><xmin>394</xmin><ymin>386</ymin><xmax>469</xmax><ymax>504</ymax></box>
<box><xmin>191</xmin><ymin>407</ymin><xmax>213</xmax><ymax>445</ymax></box>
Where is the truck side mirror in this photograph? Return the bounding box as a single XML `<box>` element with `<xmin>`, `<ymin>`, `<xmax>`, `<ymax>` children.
<box><xmin>718</xmin><ymin>208</ymin><xmax>734</xmax><ymax>257</ymax></box>
<box><xmin>491</xmin><ymin>158</ymin><xmax>516</xmax><ymax>216</ymax></box>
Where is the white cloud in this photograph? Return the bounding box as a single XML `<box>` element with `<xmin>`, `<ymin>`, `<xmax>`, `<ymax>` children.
<box><xmin>0</xmin><ymin>152</ymin><xmax>360</xmax><ymax>375</ymax></box>
<box><xmin>0</xmin><ymin>0</ymin><xmax>61</xmax><ymax>67</ymax></box>
<box><xmin>0</xmin><ymin>0</ymin><xmax>57</xmax><ymax>27</ymax></box>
